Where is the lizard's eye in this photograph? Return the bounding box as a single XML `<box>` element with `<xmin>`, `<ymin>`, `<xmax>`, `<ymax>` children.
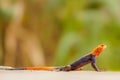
<box><xmin>99</xmin><ymin>44</ymin><xmax>107</xmax><ymax>49</ymax></box>
<box><xmin>101</xmin><ymin>44</ymin><xmax>104</xmax><ymax>46</ymax></box>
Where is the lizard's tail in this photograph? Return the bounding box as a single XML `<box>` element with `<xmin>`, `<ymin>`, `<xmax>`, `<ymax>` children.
<box><xmin>24</xmin><ymin>67</ymin><xmax>54</xmax><ymax>71</ymax></box>
<box><xmin>0</xmin><ymin>66</ymin><xmax>14</xmax><ymax>70</ymax></box>
<box><xmin>0</xmin><ymin>66</ymin><xmax>56</xmax><ymax>71</ymax></box>
<box><xmin>0</xmin><ymin>66</ymin><xmax>69</xmax><ymax>71</ymax></box>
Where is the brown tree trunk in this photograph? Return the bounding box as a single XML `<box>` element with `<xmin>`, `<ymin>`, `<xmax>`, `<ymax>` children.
<box><xmin>3</xmin><ymin>0</ymin><xmax>45</xmax><ymax>67</ymax></box>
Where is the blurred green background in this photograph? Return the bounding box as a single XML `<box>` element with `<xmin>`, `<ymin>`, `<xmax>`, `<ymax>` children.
<box><xmin>0</xmin><ymin>0</ymin><xmax>120</xmax><ymax>71</ymax></box>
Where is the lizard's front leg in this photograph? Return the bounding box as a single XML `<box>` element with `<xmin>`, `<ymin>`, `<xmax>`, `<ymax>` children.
<box><xmin>91</xmin><ymin>62</ymin><xmax>99</xmax><ymax>71</ymax></box>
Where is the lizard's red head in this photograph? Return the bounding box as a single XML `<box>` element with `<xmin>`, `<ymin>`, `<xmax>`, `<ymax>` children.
<box><xmin>91</xmin><ymin>44</ymin><xmax>107</xmax><ymax>56</ymax></box>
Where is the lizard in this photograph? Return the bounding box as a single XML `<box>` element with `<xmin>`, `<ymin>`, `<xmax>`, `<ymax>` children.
<box><xmin>0</xmin><ymin>44</ymin><xmax>107</xmax><ymax>71</ymax></box>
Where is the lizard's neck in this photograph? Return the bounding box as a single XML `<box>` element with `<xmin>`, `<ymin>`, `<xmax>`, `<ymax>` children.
<box><xmin>92</xmin><ymin>50</ymin><xmax>102</xmax><ymax>56</ymax></box>
<box><xmin>91</xmin><ymin>48</ymin><xmax>103</xmax><ymax>56</ymax></box>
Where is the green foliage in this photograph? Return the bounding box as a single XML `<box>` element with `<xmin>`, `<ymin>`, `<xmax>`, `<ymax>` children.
<box><xmin>52</xmin><ymin>0</ymin><xmax>120</xmax><ymax>71</ymax></box>
<box><xmin>0</xmin><ymin>8</ymin><xmax>13</xmax><ymax>21</ymax></box>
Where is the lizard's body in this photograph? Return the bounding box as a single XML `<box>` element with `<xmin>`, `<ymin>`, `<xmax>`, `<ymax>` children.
<box><xmin>0</xmin><ymin>44</ymin><xmax>107</xmax><ymax>71</ymax></box>
<box><xmin>68</xmin><ymin>54</ymin><xmax>98</xmax><ymax>71</ymax></box>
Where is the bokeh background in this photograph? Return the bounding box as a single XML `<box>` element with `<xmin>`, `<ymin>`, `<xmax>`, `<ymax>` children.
<box><xmin>0</xmin><ymin>0</ymin><xmax>120</xmax><ymax>71</ymax></box>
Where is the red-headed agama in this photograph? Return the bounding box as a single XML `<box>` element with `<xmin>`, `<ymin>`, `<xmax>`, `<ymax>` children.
<box><xmin>0</xmin><ymin>44</ymin><xmax>107</xmax><ymax>71</ymax></box>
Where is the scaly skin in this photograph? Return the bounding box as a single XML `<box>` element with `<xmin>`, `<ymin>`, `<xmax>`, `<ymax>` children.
<box><xmin>1</xmin><ymin>44</ymin><xmax>107</xmax><ymax>71</ymax></box>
